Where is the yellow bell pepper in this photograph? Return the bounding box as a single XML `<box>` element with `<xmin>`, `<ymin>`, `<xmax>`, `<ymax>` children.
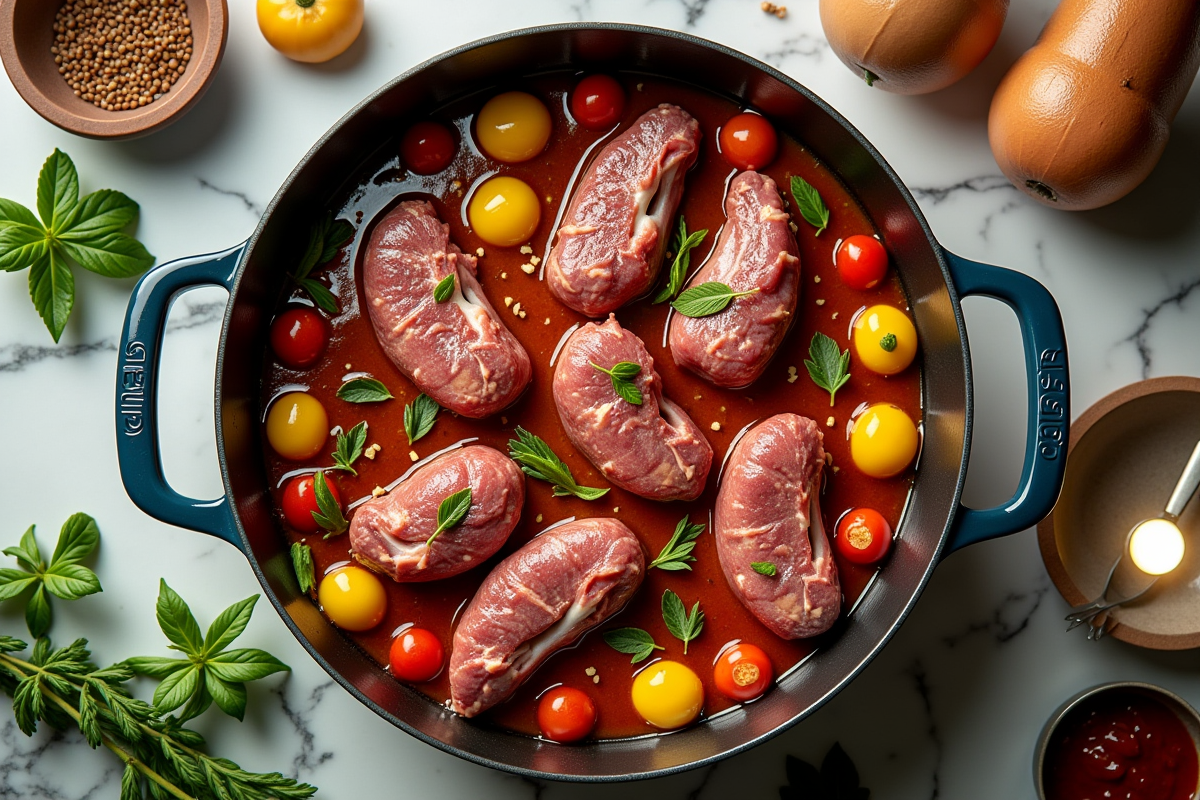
<box><xmin>257</xmin><ymin>0</ymin><xmax>364</xmax><ymax>64</ymax></box>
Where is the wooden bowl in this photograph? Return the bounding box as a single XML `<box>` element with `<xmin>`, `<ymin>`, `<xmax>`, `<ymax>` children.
<box><xmin>1039</xmin><ymin>377</ymin><xmax>1200</xmax><ymax>649</ymax></box>
<box><xmin>0</xmin><ymin>0</ymin><xmax>227</xmax><ymax>139</ymax></box>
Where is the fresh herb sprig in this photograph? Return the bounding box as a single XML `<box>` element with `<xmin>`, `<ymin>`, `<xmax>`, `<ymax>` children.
<box><xmin>433</xmin><ymin>273</ymin><xmax>455</xmax><ymax>302</ymax></box>
<box><xmin>751</xmin><ymin>561</ymin><xmax>778</xmax><ymax>577</ymax></box>
<box><xmin>804</xmin><ymin>332</ymin><xmax>851</xmax><ymax>406</ymax></box>
<box><xmin>331</xmin><ymin>421</ymin><xmax>367</xmax><ymax>475</ymax></box>
<box><xmin>311</xmin><ymin>471</ymin><xmax>349</xmax><ymax>538</ymax></box>
<box><xmin>292</xmin><ymin>214</ymin><xmax>354</xmax><ymax>314</ymax></box>
<box><xmin>507</xmin><ymin>427</ymin><xmax>609</xmax><ymax>501</ymax></box>
<box><xmin>0</xmin><ymin>513</ymin><xmax>101</xmax><ymax>638</ymax></box>
<box><xmin>790</xmin><ymin>175</ymin><xmax>830</xmax><ymax>237</ymax></box>
<box><xmin>426</xmin><ymin>488</ymin><xmax>471</xmax><ymax>548</ymax></box>
<box><xmin>653</xmin><ymin>216</ymin><xmax>708</xmax><ymax>304</ymax></box>
<box><xmin>590</xmin><ymin>360</ymin><xmax>643</xmax><ymax>405</ymax></box>
<box><xmin>125</xmin><ymin>581</ymin><xmax>289</xmax><ymax>723</ymax></box>
<box><xmin>404</xmin><ymin>394</ymin><xmax>440</xmax><ymax>445</ymax></box>
<box><xmin>671</xmin><ymin>282</ymin><xmax>760</xmax><ymax>318</ymax></box>
<box><xmin>290</xmin><ymin>542</ymin><xmax>316</xmax><ymax>594</ymax></box>
<box><xmin>336</xmin><ymin>377</ymin><xmax>393</xmax><ymax>403</ymax></box>
<box><xmin>649</xmin><ymin>516</ymin><xmax>705</xmax><ymax>571</ymax></box>
<box><xmin>661</xmin><ymin>590</ymin><xmax>704</xmax><ymax>654</ymax></box>
<box><xmin>602</xmin><ymin>627</ymin><xmax>664</xmax><ymax>664</ymax></box>
<box><xmin>0</xmin><ymin>149</ymin><xmax>155</xmax><ymax>341</ymax></box>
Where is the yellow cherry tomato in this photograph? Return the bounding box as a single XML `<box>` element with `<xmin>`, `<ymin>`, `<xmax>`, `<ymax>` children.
<box><xmin>256</xmin><ymin>0</ymin><xmax>364</xmax><ymax>64</ymax></box>
<box><xmin>475</xmin><ymin>92</ymin><xmax>552</xmax><ymax>163</ymax></box>
<box><xmin>854</xmin><ymin>305</ymin><xmax>917</xmax><ymax>376</ymax></box>
<box><xmin>265</xmin><ymin>392</ymin><xmax>328</xmax><ymax>461</ymax></box>
<box><xmin>849</xmin><ymin>403</ymin><xmax>919</xmax><ymax>479</ymax></box>
<box><xmin>318</xmin><ymin>565</ymin><xmax>387</xmax><ymax>631</ymax></box>
<box><xmin>468</xmin><ymin>176</ymin><xmax>541</xmax><ymax>247</ymax></box>
<box><xmin>631</xmin><ymin>660</ymin><xmax>704</xmax><ymax>729</ymax></box>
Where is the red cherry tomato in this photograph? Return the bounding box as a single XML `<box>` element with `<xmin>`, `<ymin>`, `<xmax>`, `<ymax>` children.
<box><xmin>719</xmin><ymin>112</ymin><xmax>778</xmax><ymax>171</ymax></box>
<box><xmin>835</xmin><ymin>508</ymin><xmax>893</xmax><ymax>565</ymax></box>
<box><xmin>401</xmin><ymin>121</ymin><xmax>457</xmax><ymax>175</ymax></box>
<box><xmin>281</xmin><ymin>475</ymin><xmax>340</xmax><ymax>534</ymax></box>
<box><xmin>537</xmin><ymin>686</ymin><xmax>597</xmax><ymax>743</ymax></box>
<box><xmin>713</xmin><ymin>643</ymin><xmax>773</xmax><ymax>702</ymax></box>
<box><xmin>389</xmin><ymin>627</ymin><xmax>445</xmax><ymax>683</ymax></box>
<box><xmin>570</xmin><ymin>74</ymin><xmax>626</xmax><ymax>130</ymax></box>
<box><xmin>835</xmin><ymin>235</ymin><xmax>889</xmax><ymax>290</ymax></box>
<box><xmin>270</xmin><ymin>307</ymin><xmax>328</xmax><ymax>369</ymax></box>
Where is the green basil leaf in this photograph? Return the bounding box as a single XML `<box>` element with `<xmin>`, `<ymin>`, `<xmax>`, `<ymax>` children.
<box><xmin>206</xmin><ymin>648</ymin><xmax>290</xmax><ymax>682</ymax></box>
<box><xmin>0</xmin><ymin>225</ymin><xmax>48</xmax><ymax>273</ymax></box>
<box><xmin>175</xmin><ymin>678</ymin><xmax>212</xmax><ymax>722</ymax></box>
<box><xmin>124</xmin><ymin>656</ymin><xmax>190</xmax><ymax>679</ymax></box>
<box><xmin>155</xmin><ymin>579</ymin><xmax>204</xmax><ymax>656</ymax></box>
<box><xmin>804</xmin><ymin>331</ymin><xmax>851</xmax><ymax>406</ymax></box>
<box><xmin>152</xmin><ymin>663</ymin><xmax>200</xmax><ymax>712</ymax></box>
<box><xmin>203</xmin><ymin>594</ymin><xmax>258</xmax><ymax>656</ymax></box>
<box><xmin>433</xmin><ymin>273</ymin><xmax>455</xmax><ymax>302</ymax></box>
<box><xmin>59</xmin><ymin>231</ymin><xmax>154</xmax><ymax>278</ymax></box>
<box><xmin>602</xmin><ymin>627</ymin><xmax>664</xmax><ymax>664</ymax></box>
<box><xmin>590</xmin><ymin>361</ymin><xmax>643</xmax><ymax>406</ymax></box>
<box><xmin>28</xmin><ymin>246</ymin><xmax>75</xmax><ymax>342</ymax></box>
<box><xmin>36</xmin><ymin>149</ymin><xmax>80</xmax><ymax>233</ymax></box>
<box><xmin>58</xmin><ymin>189</ymin><xmax>139</xmax><ymax>240</ymax></box>
<box><xmin>25</xmin><ymin>584</ymin><xmax>51</xmax><ymax>639</ymax></box>
<box><xmin>0</xmin><ymin>569</ymin><xmax>39</xmax><ymax>601</ymax></box>
<box><xmin>336</xmin><ymin>377</ymin><xmax>394</xmax><ymax>404</ymax></box>
<box><xmin>750</xmin><ymin>561</ymin><xmax>778</xmax><ymax>577</ymax></box>
<box><xmin>290</xmin><ymin>542</ymin><xmax>316</xmax><ymax>594</ymax></box>
<box><xmin>404</xmin><ymin>393</ymin><xmax>440</xmax><ymax>444</ymax></box>
<box><xmin>294</xmin><ymin>223</ymin><xmax>324</xmax><ymax>282</ymax></box>
<box><xmin>4</xmin><ymin>525</ymin><xmax>43</xmax><ymax>572</ymax></box>
<box><xmin>0</xmin><ymin>197</ymin><xmax>42</xmax><ymax>229</ymax></box>
<box><xmin>42</xmin><ymin>563</ymin><xmax>101</xmax><ymax>601</ymax></box>
<box><xmin>428</xmin><ymin>487</ymin><xmax>472</xmax><ymax>547</ymax></box>
<box><xmin>653</xmin><ymin>217</ymin><xmax>708</xmax><ymax>304</ymax></box>
<box><xmin>661</xmin><ymin>589</ymin><xmax>704</xmax><ymax>654</ymax></box>
<box><xmin>789</xmin><ymin>175</ymin><xmax>830</xmax><ymax>236</ymax></box>
<box><xmin>297</xmin><ymin>277</ymin><xmax>339</xmax><ymax>314</ymax></box>
<box><xmin>204</xmin><ymin>671</ymin><xmax>247</xmax><ymax>721</ymax></box>
<box><xmin>319</xmin><ymin>219</ymin><xmax>355</xmax><ymax>265</ymax></box>
<box><xmin>50</xmin><ymin>512</ymin><xmax>99</xmax><ymax>567</ymax></box>
<box><xmin>312</xmin><ymin>471</ymin><xmax>349</xmax><ymax>537</ymax></box>
<box><xmin>671</xmin><ymin>281</ymin><xmax>758</xmax><ymax>318</ymax></box>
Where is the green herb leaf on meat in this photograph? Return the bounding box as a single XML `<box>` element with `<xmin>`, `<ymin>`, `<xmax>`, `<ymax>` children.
<box><xmin>789</xmin><ymin>175</ymin><xmax>830</xmax><ymax>237</ymax></box>
<box><xmin>336</xmin><ymin>377</ymin><xmax>394</xmax><ymax>404</ymax></box>
<box><xmin>671</xmin><ymin>281</ymin><xmax>759</xmax><ymax>318</ymax></box>
<box><xmin>602</xmin><ymin>627</ymin><xmax>665</xmax><ymax>664</ymax></box>
<box><xmin>507</xmin><ymin>427</ymin><xmax>609</xmax><ymax>501</ymax></box>
<box><xmin>590</xmin><ymin>360</ymin><xmax>643</xmax><ymax>406</ymax></box>
<box><xmin>0</xmin><ymin>513</ymin><xmax>101</xmax><ymax>638</ymax></box>
<box><xmin>661</xmin><ymin>589</ymin><xmax>704</xmax><ymax>654</ymax></box>
<box><xmin>404</xmin><ymin>393</ymin><xmax>440</xmax><ymax>444</ymax></box>
<box><xmin>751</xmin><ymin>561</ymin><xmax>778</xmax><ymax>577</ymax></box>
<box><xmin>433</xmin><ymin>273</ymin><xmax>455</xmax><ymax>302</ymax></box>
<box><xmin>330</xmin><ymin>421</ymin><xmax>368</xmax><ymax>475</ymax></box>
<box><xmin>804</xmin><ymin>331</ymin><xmax>851</xmax><ymax>406</ymax></box>
<box><xmin>311</xmin><ymin>471</ymin><xmax>349</xmax><ymax>538</ymax></box>
<box><xmin>290</xmin><ymin>542</ymin><xmax>316</xmax><ymax>594</ymax></box>
<box><xmin>649</xmin><ymin>516</ymin><xmax>705</xmax><ymax>571</ymax></box>
<box><xmin>653</xmin><ymin>216</ymin><xmax>708</xmax><ymax>304</ymax></box>
<box><xmin>426</xmin><ymin>487</ymin><xmax>472</xmax><ymax>548</ymax></box>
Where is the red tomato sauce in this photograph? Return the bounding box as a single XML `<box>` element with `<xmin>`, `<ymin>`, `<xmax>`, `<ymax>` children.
<box><xmin>1044</xmin><ymin>689</ymin><xmax>1199</xmax><ymax>800</ymax></box>
<box><xmin>259</xmin><ymin>73</ymin><xmax>923</xmax><ymax>739</ymax></box>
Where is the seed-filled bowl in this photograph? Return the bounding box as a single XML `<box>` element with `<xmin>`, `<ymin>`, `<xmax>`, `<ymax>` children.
<box><xmin>0</xmin><ymin>0</ymin><xmax>227</xmax><ymax>139</ymax></box>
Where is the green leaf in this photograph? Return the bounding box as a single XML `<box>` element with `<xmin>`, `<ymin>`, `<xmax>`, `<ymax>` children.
<box><xmin>661</xmin><ymin>589</ymin><xmax>704</xmax><ymax>654</ymax></box>
<box><xmin>290</xmin><ymin>542</ymin><xmax>316</xmax><ymax>594</ymax></box>
<box><xmin>203</xmin><ymin>594</ymin><xmax>258</xmax><ymax>656</ymax></box>
<box><xmin>649</xmin><ymin>516</ymin><xmax>705</xmax><ymax>571</ymax></box>
<box><xmin>125</xmin><ymin>655</ymin><xmax>190</xmax><ymax>679</ymax></box>
<box><xmin>13</xmin><ymin>674</ymin><xmax>43</xmax><ymax>734</ymax></box>
<box><xmin>155</xmin><ymin>579</ymin><xmax>204</xmax><ymax>656</ymax></box>
<box><xmin>205</xmin><ymin>672</ymin><xmax>247</xmax><ymax>721</ymax></box>
<box><xmin>311</xmin><ymin>471</ymin><xmax>349</xmax><ymax>538</ymax></box>
<box><xmin>602</xmin><ymin>627</ymin><xmax>664</xmax><ymax>664</ymax></box>
<box><xmin>294</xmin><ymin>223</ymin><xmax>324</xmax><ymax>282</ymax></box>
<box><xmin>671</xmin><ymin>281</ymin><xmax>758</xmax><ymax>318</ymax></box>
<box><xmin>0</xmin><ymin>224</ymin><xmax>48</xmax><ymax>273</ymax></box>
<box><xmin>750</xmin><ymin>561</ymin><xmax>778</xmax><ymax>577</ymax></box>
<box><xmin>336</xmin><ymin>377</ymin><xmax>393</xmax><ymax>404</ymax></box>
<box><xmin>206</xmin><ymin>649</ymin><xmax>290</xmax><ymax>682</ymax></box>
<box><xmin>0</xmin><ymin>635</ymin><xmax>28</xmax><ymax>653</ymax></box>
<box><xmin>507</xmin><ymin>427</ymin><xmax>609</xmax><ymax>501</ymax></box>
<box><xmin>297</xmin><ymin>278</ymin><xmax>339</xmax><ymax>314</ymax></box>
<box><xmin>426</xmin><ymin>487</ymin><xmax>472</xmax><ymax>547</ymax></box>
<box><xmin>804</xmin><ymin>331</ymin><xmax>851</xmax><ymax>406</ymax></box>
<box><xmin>43</xmin><ymin>563</ymin><xmax>101</xmax><ymax>601</ymax></box>
<box><xmin>879</xmin><ymin>332</ymin><xmax>897</xmax><ymax>352</ymax></box>
<box><xmin>36</xmin><ymin>149</ymin><xmax>80</xmax><ymax>233</ymax></box>
<box><xmin>0</xmin><ymin>569</ymin><xmax>39</xmax><ymax>601</ymax></box>
<box><xmin>4</xmin><ymin>525</ymin><xmax>43</xmax><ymax>571</ymax></box>
<box><xmin>120</xmin><ymin>763</ymin><xmax>140</xmax><ymax>800</ymax></box>
<box><xmin>59</xmin><ymin>231</ymin><xmax>154</xmax><ymax>278</ymax></box>
<box><xmin>176</xmin><ymin>678</ymin><xmax>212</xmax><ymax>722</ymax></box>
<box><xmin>153</xmin><ymin>663</ymin><xmax>200</xmax><ymax>712</ymax></box>
<box><xmin>28</xmin><ymin>245</ymin><xmax>75</xmax><ymax>342</ymax></box>
<box><xmin>403</xmin><ymin>394</ymin><xmax>440</xmax><ymax>445</ymax></box>
<box><xmin>433</xmin><ymin>273</ymin><xmax>455</xmax><ymax>302</ymax></box>
<box><xmin>0</xmin><ymin>197</ymin><xmax>42</xmax><ymax>229</ymax></box>
<box><xmin>331</xmin><ymin>421</ymin><xmax>367</xmax><ymax>475</ymax></box>
<box><xmin>59</xmin><ymin>189</ymin><xmax>139</xmax><ymax>240</ymax></box>
<box><xmin>26</xmin><ymin>584</ymin><xmax>51</xmax><ymax>639</ymax></box>
<box><xmin>653</xmin><ymin>216</ymin><xmax>708</xmax><ymax>304</ymax></box>
<box><xmin>50</xmin><ymin>512</ymin><xmax>99</xmax><ymax>567</ymax></box>
<box><xmin>590</xmin><ymin>361</ymin><xmax>643</xmax><ymax>406</ymax></box>
<box><xmin>319</xmin><ymin>219</ymin><xmax>355</xmax><ymax>265</ymax></box>
<box><xmin>789</xmin><ymin>175</ymin><xmax>830</xmax><ymax>237</ymax></box>
<box><xmin>78</xmin><ymin>682</ymin><xmax>101</xmax><ymax>748</ymax></box>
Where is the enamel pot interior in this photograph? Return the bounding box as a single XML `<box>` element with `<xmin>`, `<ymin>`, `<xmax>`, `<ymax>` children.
<box><xmin>215</xmin><ymin>24</ymin><xmax>968</xmax><ymax>781</ymax></box>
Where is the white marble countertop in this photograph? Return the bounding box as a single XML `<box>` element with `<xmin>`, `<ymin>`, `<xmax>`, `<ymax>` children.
<box><xmin>3</xmin><ymin>1</ymin><xmax>1200</xmax><ymax>797</ymax></box>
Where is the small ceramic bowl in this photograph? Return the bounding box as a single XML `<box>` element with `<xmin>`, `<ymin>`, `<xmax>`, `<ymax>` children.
<box><xmin>1038</xmin><ymin>376</ymin><xmax>1200</xmax><ymax>649</ymax></box>
<box><xmin>1034</xmin><ymin>681</ymin><xmax>1200</xmax><ymax>799</ymax></box>
<box><xmin>0</xmin><ymin>0</ymin><xmax>227</xmax><ymax>139</ymax></box>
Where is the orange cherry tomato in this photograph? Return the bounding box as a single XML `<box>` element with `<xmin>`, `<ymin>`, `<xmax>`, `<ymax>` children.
<box><xmin>281</xmin><ymin>474</ymin><xmax>340</xmax><ymax>534</ymax></box>
<box><xmin>571</xmin><ymin>74</ymin><xmax>626</xmax><ymax>130</ymax></box>
<box><xmin>401</xmin><ymin>121</ymin><xmax>457</xmax><ymax>175</ymax></box>
<box><xmin>388</xmin><ymin>627</ymin><xmax>444</xmax><ymax>683</ymax></box>
<box><xmin>713</xmin><ymin>643</ymin><xmax>773</xmax><ymax>702</ymax></box>
<box><xmin>270</xmin><ymin>307</ymin><xmax>328</xmax><ymax>369</ymax></box>
<box><xmin>836</xmin><ymin>235</ymin><xmax>889</xmax><ymax>290</ymax></box>
<box><xmin>537</xmin><ymin>686</ymin><xmax>597</xmax><ymax>743</ymax></box>
<box><xmin>836</xmin><ymin>508</ymin><xmax>893</xmax><ymax>565</ymax></box>
<box><xmin>719</xmin><ymin>112</ymin><xmax>778</xmax><ymax>171</ymax></box>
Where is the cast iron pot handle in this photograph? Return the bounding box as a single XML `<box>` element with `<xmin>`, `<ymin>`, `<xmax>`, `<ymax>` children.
<box><xmin>115</xmin><ymin>243</ymin><xmax>246</xmax><ymax>551</ymax></box>
<box><xmin>942</xmin><ymin>249</ymin><xmax>1070</xmax><ymax>555</ymax></box>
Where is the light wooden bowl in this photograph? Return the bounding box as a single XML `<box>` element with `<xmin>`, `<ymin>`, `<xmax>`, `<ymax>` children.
<box><xmin>0</xmin><ymin>0</ymin><xmax>227</xmax><ymax>139</ymax></box>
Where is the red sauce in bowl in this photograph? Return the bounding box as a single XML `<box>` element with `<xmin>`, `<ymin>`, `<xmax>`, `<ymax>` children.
<box><xmin>1043</xmin><ymin>688</ymin><xmax>1200</xmax><ymax>800</ymax></box>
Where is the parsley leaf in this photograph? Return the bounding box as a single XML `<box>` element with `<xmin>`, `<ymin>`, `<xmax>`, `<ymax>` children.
<box><xmin>751</xmin><ymin>561</ymin><xmax>778</xmax><ymax>577</ymax></box>
<box><xmin>0</xmin><ymin>513</ymin><xmax>101</xmax><ymax>638</ymax></box>
<box><xmin>590</xmin><ymin>360</ymin><xmax>643</xmax><ymax>405</ymax></box>
<box><xmin>671</xmin><ymin>281</ymin><xmax>759</xmax><ymax>318</ymax></box>
<box><xmin>290</xmin><ymin>542</ymin><xmax>316</xmax><ymax>594</ymax></box>
<box><xmin>404</xmin><ymin>394</ymin><xmax>440</xmax><ymax>444</ymax></box>
<box><xmin>804</xmin><ymin>332</ymin><xmax>851</xmax><ymax>406</ymax></box>
<box><xmin>653</xmin><ymin>216</ymin><xmax>708</xmax><ymax>304</ymax></box>
<box><xmin>661</xmin><ymin>590</ymin><xmax>704</xmax><ymax>654</ymax></box>
<box><xmin>789</xmin><ymin>175</ymin><xmax>830</xmax><ymax>236</ymax></box>
<box><xmin>507</xmin><ymin>427</ymin><xmax>609</xmax><ymax>501</ymax></box>
<box><xmin>602</xmin><ymin>627</ymin><xmax>664</xmax><ymax>664</ymax></box>
<box><xmin>311</xmin><ymin>471</ymin><xmax>349</xmax><ymax>538</ymax></box>
<box><xmin>336</xmin><ymin>377</ymin><xmax>394</xmax><ymax>404</ymax></box>
<box><xmin>331</xmin><ymin>421</ymin><xmax>367</xmax><ymax>475</ymax></box>
<box><xmin>433</xmin><ymin>273</ymin><xmax>455</xmax><ymax>302</ymax></box>
<box><xmin>649</xmin><ymin>516</ymin><xmax>705</xmax><ymax>571</ymax></box>
<box><xmin>426</xmin><ymin>487</ymin><xmax>472</xmax><ymax>547</ymax></box>
<box><xmin>292</xmin><ymin>214</ymin><xmax>354</xmax><ymax>313</ymax></box>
